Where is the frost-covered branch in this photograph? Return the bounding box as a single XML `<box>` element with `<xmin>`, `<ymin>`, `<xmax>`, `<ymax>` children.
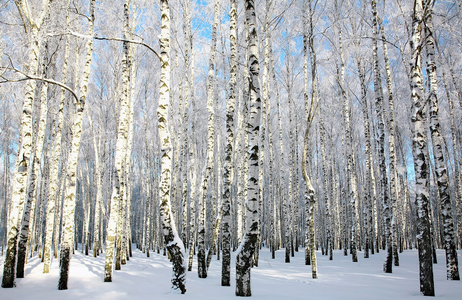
<box><xmin>94</xmin><ymin>36</ymin><xmax>162</xmax><ymax>62</ymax></box>
<box><xmin>1</xmin><ymin>65</ymin><xmax>79</xmax><ymax>102</ymax></box>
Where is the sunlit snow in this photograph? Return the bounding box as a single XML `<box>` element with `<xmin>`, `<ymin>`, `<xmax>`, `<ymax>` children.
<box><xmin>1</xmin><ymin>247</ymin><xmax>461</xmax><ymax>299</ymax></box>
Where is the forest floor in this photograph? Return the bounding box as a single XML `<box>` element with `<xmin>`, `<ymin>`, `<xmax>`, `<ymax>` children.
<box><xmin>1</xmin><ymin>246</ymin><xmax>461</xmax><ymax>299</ymax></box>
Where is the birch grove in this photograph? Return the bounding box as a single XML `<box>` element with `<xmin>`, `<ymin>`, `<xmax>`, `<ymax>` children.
<box><xmin>0</xmin><ymin>0</ymin><xmax>461</xmax><ymax>297</ymax></box>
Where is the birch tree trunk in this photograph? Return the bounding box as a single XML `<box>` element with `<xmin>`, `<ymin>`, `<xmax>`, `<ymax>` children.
<box><xmin>378</xmin><ymin>13</ymin><xmax>400</xmax><ymax>267</ymax></box>
<box><xmin>221</xmin><ymin>0</ymin><xmax>237</xmax><ymax>286</ymax></box>
<box><xmin>91</xmin><ymin>117</ymin><xmax>104</xmax><ymax>258</ymax></box>
<box><xmin>424</xmin><ymin>4</ymin><xmax>460</xmax><ymax>281</ymax></box>
<box><xmin>270</xmin><ymin>39</ymin><xmax>283</xmax><ymax>258</ymax></box>
<box><xmin>236</xmin><ymin>22</ymin><xmax>250</xmax><ymax>247</ymax></box>
<box><xmin>336</xmin><ymin>0</ymin><xmax>358</xmax><ymax>263</ymax></box>
<box><xmin>356</xmin><ymin>52</ymin><xmax>374</xmax><ymax>259</ymax></box>
<box><xmin>58</xmin><ymin>0</ymin><xmax>95</xmax><ymax>290</ymax></box>
<box><xmin>443</xmin><ymin>71</ymin><xmax>462</xmax><ymax>250</ymax></box>
<box><xmin>17</xmin><ymin>41</ymin><xmax>49</xmax><ymax>277</ymax></box>
<box><xmin>198</xmin><ymin>0</ymin><xmax>219</xmax><ymax>279</ymax></box>
<box><xmin>143</xmin><ymin>111</ymin><xmax>152</xmax><ymax>257</ymax></box>
<box><xmin>158</xmin><ymin>0</ymin><xmax>186</xmax><ymax>293</ymax></box>
<box><xmin>116</xmin><ymin>0</ymin><xmax>135</xmax><ymax>270</ymax></box>
<box><xmin>371</xmin><ymin>0</ymin><xmax>392</xmax><ymax>273</ymax></box>
<box><xmin>236</xmin><ymin>0</ymin><xmax>261</xmax><ymax>296</ymax></box>
<box><xmin>180</xmin><ymin>0</ymin><xmax>197</xmax><ymax>273</ymax></box>
<box><xmin>187</xmin><ymin>73</ymin><xmax>197</xmax><ymax>272</ymax></box>
<box><xmin>302</xmin><ymin>0</ymin><xmax>318</xmax><ymax>277</ymax></box>
<box><xmin>104</xmin><ymin>0</ymin><xmax>131</xmax><ymax>281</ymax></box>
<box><xmin>44</xmin><ymin>2</ymin><xmax>71</xmax><ymax>270</ymax></box>
<box><xmin>263</xmin><ymin>0</ymin><xmax>276</xmax><ymax>261</ymax></box>
<box><xmin>411</xmin><ymin>0</ymin><xmax>435</xmax><ymax>295</ymax></box>
<box><xmin>124</xmin><ymin>24</ymin><xmax>137</xmax><ymax>261</ymax></box>
<box><xmin>2</xmin><ymin>0</ymin><xmax>51</xmax><ymax>288</ymax></box>
<box><xmin>254</xmin><ymin>0</ymin><xmax>273</xmax><ymax>267</ymax></box>
<box><xmin>285</xmin><ymin>86</ymin><xmax>294</xmax><ymax>264</ymax></box>
<box><xmin>320</xmin><ymin>116</ymin><xmax>332</xmax><ymax>260</ymax></box>
<box><xmin>180</xmin><ymin>0</ymin><xmax>192</xmax><ymax>250</ymax></box>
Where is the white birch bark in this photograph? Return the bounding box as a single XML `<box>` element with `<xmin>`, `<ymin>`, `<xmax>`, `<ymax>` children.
<box><xmin>446</xmin><ymin>68</ymin><xmax>462</xmax><ymax>247</ymax></box>
<box><xmin>336</xmin><ymin>0</ymin><xmax>358</xmax><ymax>263</ymax></box>
<box><xmin>221</xmin><ymin>0</ymin><xmax>237</xmax><ymax>286</ymax></box>
<box><xmin>269</xmin><ymin>38</ymin><xmax>283</xmax><ymax>256</ymax></box>
<box><xmin>116</xmin><ymin>0</ymin><xmax>134</xmax><ymax>269</ymax></box>
<box><xmin>255</xmin><ymin>0</ymin><xmax>272</xmax><ymax>267</ymax></box>
<box><xmin>236</xmin><ymin>21</ymin><xmax>250</xmax><ymax>245</ymax></box>
<box><xmin>54</xmin><ymin>77</ymin><xmax>77</xmax><ymax>260</ymax></box>
<box><xmin>17</xmin><ymin>40</ymin><xmax>49</xmax><ymax>276</ymax></box>
<box><xmin>180</xmin><ymin>0</ymin><xmax>191</xmax><ymax>245</ymax></box>
<box><xmin>43</xmin><ymin>0</ymin><xmax>72</xmax><ymax>270</ymax></box>
<box><xmin>144</xmin><ymin>113</ymin><xmax>152</xmax><ymax>257</ymax></box>
<box><xmin>180</xmin><ymin>0</ymin><xmax>196</xmax><ymax>273</ymax></box>
<box><xmin>411</xmin><ymin>0</ymin><xmax>434</xmax><ymax>295</ymax></box>
<box><xmin>2</xmin><ymin>0</ymin><xmax>51</xmax><ymax>288</ymax></box>
<box><xmin>357</xmin><ymin>56</ymin><xmax>375</xmax><ymax>258</ymax></box>
<box><xmin>187</xmin><ymin>85</ymin><xmax>197</xmax><ymax>271</ymax></box>
<box><xmin>58</xmin><ymin>0</ymin><xmax>95</xmax><ymax>290</ymax></box>
<box><xmin>263</xmin><ymin>0</ymin><xmax>276</xmax><ymax>260</ymax></box>
<box><xmin>105</xmin><ymin>0</ymin><xmax>131</xmax><ymax>279</ymax></box>
<box><xmin>424</xmin><ymin>5</ymin><xmax>460</xmax><ymax>281</ymax></box>
<box><xmin>378</xmin><ymin>14</ymin><xmax>400</xmax><ymax>266</ymax></box>
<box><xmin>197</xmin><ymin>0</ymin><xmax>219</xmax><ymax>279</ymax></box>
<box><xmin>302</xmin><ymin>0</ymin><xmax>318</xmax><ymax>277</ymax></box>
<box><xmin>442</xmin><ymin>71</ymin><xmax>462</xmax><ymax>242</ymax></box>
<box><xmin>124</xmin><ymin>28</ymin><xmax>137</xmax><ymax>261</ymax></box>
<box><xmin>92</xmin><ymin>123</ymin><xmax>104</xmax><ymax>258</ymax></box>
<box><xmin>285</xmin><ymin>87</ymin><xmax>294</xmax><ymax>264</ymax></box>
<box><xmin>158</xmin><ymin>0</ymin><xmax>186</xmax><ymax>293</ymax></box>
<box><xmin>320</xmin><ymin>117</ymin><xmax>332</xmax><ymax>260</ymax></box>
<box><xmin>371</xmin><ymin>0</ymin><xmax>392</xmax><ymax>272</ymax></box>
<box><xmin>235</xmin><ymin>0</ymin><xmax>261</xmax><ymax>295</ymax></box>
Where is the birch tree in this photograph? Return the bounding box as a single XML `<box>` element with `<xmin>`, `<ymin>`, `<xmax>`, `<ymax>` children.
<box><xmin>221</xmin><ymin>0</ymin><xmax>237</xmax><ymax>287</ymax></box>
<box><xmin>424</xmin><ymin>1</ymin><xmax>460</xmax><ymax>281</ymax></box>
<box><xmin>378</xmin><ymin>9</ymin><xmax>400</xmax><ymax>267</ymax></box>
<box><xmin>335</xmin><ymin>0</ymin><xmax>359</xmax><ymax>263</ymax></box>
<box><xmin>43</xmin><ymin>0</ymin><xmax>72</xmax><ymax>272</ymax></box>
<box><xmin>235</xmin><ymin>0</ymin><xmax>261</xmax><ymax>296</ymax></box>
<box><xmin>198</xmin><ymin>0</ymin><xmax>219</xmax><ymax>279</ymax></box>
<box><xmin>2</xmin><ymin>0</ymin><xmax>52</xmax><ymax>288</ymax></box>
<box><xmin>181</xmin><ymin>0</ymin><xmax>198</xmax><ymax>273</ymax></box>
<box><xmin>104</xmin><ymin>0</ymin><xmax>132</xmax><ymax>282</ymax></box>
<box><xmin>371</xmin><ymin>0</ymin><xmax>393</xmax><ymax>273</ymax></box>
<box><xmin>16</xmin><ymin>36</ymin><xmax>50</xmax><ymax>278</ymax></box>
<box><xmin>410</xmin><ymin>0</ymin><xmax>434</xmax><ymax>295</ymax></box>
<box><xmin>58</xmin><ymin>0</ymin><xmax>95</xmax><ymax>290</ymax></box>
<box><xmin>302</xmin><ymin>0</ymin><xmax>319</xmax><ymax>278</ymax></box>
<box><xmin>158</xmin><ymin>0</ymin><xmax>186</xmax><ymax>293</ymax></box>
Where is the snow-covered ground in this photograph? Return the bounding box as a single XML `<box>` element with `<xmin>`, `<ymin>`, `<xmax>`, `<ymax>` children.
<box><xmin>1</xmin><ymin>247</ymin><xmax>461</xmax><ymax>299</ymax></box>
